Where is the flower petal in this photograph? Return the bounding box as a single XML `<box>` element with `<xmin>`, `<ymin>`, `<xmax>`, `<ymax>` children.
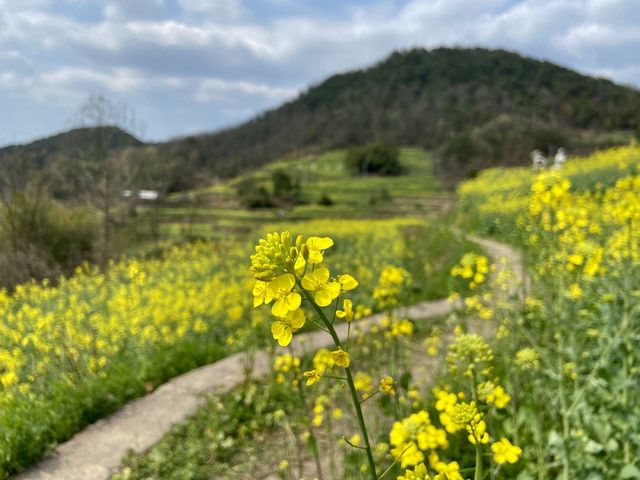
<box><xmin>316</xmin><ymin>266</ymin><xmax>330</xmax><ymax>283</ymax></box>
<box><xmin>287</xmin><ymin>308</ymin><xmax>305</xmax><ymax>329</ymax></box>
<box><xmin>285</xmin><ymin>292</ymin><xmax>301</xmax><ymax>311</ymax></box>
<box><xmin>315</xmin><ymin>290</ymin><xmax>332</xmax><ymax>307</ymax></box>
<box><xmin>271</xmin><ymin>298</ymin><xmax>289</xmax><ymax>317</ymax></box>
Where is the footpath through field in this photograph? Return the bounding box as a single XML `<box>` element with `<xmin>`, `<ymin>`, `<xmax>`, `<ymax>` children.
<box><xmin>13</xmin><ymin>235</ymin><xmax>523</xmax><ymax>480</ymax></box>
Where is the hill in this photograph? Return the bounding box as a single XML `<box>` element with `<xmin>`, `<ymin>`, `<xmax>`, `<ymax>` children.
<box><xmin>162</xmin><ymin>47</ymin><xmax>640</xmax><ymax>184</ymax></box>
<box><xmin>0</xmin><ymin>126</ymin><xmax>144</xmax><ymax>198</ymax></box>
<box><xmin>2</xmin><ymin>47</ymin><xmax>640</xmax><ymax>192</ymax></box>
<box><xmin>0</xmin><ymin>126</ymin><xmax>141</xmax><ymax>160</ymax></box>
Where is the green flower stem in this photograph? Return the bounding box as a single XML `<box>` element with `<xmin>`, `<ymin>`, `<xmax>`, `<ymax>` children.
<box><xmin>554</xmin><ymin>278</ymin><xmax>571</xmax><ymax>480</ymax></box>
<box><xmin>360</xmin><ymin>391</ymin><xmax>380</xmax><ymax>404</ymax></box>
<box><xmin>475</xmin><ymin>444</ymin><xmax>483</xmax><ymax>480</ymax></box>
<box><xmin>288</xmin><ymin>346</ymin><xmax>325</xmax><ymax>480</ymax></box>
<box><xmin>301</xmin><ymin>287</ymin><xmax>378</xmax><ymax>480</ymax></box>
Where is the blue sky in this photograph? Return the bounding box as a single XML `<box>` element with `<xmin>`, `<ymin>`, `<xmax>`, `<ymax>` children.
<box><xmin>1</xmin><ymin>0</ymin><xmax>639</xmax><ymax>146</ymax></box>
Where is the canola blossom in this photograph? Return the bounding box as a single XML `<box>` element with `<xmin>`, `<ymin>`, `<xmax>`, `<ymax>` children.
<box><xmin>491</xmin><ymin>438</ymin><xmax>523</xmax><ymax>465</ymax></box>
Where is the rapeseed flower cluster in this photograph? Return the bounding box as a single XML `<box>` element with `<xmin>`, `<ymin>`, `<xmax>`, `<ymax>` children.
<box><xmin>251</xmin><ymin>233</ymin><xmax>358</xmax><ymax>347</ymax></box>
<box><xmin>450</xmin><ymin>253</ymin><xmax>490</xmax><ymax>290</ymax></box>
<box><xmin>446</xmin><ymin>333</ymin><xmax>493</xmax><ymax>378</ymax></box>
<box><xmin>389</xmin><ymin>411</ymin><xmax>448</xmax><ymax>468</ymax></box>
<box><xmin>273</xmin><ymin>353</ymin><xmax>301</xmax><ymax>385</ymax></box>
<box><xmin>373</xmin><ymin>265</ymin><xmax>411</xmax><ymax>310</ymax></box>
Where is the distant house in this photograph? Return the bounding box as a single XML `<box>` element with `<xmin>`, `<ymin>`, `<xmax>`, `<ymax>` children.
<box><xmin>553</xmin><ymin>148</ymin><xmax>567</xmax><ymax>169</ymax></box>
<box><xmin>530</xmin><ymin>150</ymin><xmax>549</xmax><ymax>169</ymax></box>
<box><xmin>122</xmin><ymin>189</ymin><xmax>160</xmax><ymax>201</ymax></box>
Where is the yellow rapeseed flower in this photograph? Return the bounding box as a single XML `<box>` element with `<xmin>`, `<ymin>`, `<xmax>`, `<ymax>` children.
<box><xmin>271</xmin><ymin>309</ymin><xmax>305</xmax><ymax>347</ymax></box>
<box><xmin>331</xmin><ymin>348</ymin><xmax>350</xmax><ymax>368</ymax></box>
<box><xmin>491</xmin><ymin>438</ymin><xmax>522</xmax><ymax>464</ymax></box>
<box><xmin>303</xmin><ymin>369</ymin><xmax>321</xmax><ymax>386</ymax></box>
<box><xmin>337</xmin><ymin>274</ymin><xmax>359</xmax><ymax>292</ymax></box>
<box><xmin>301</xmin><ymin>267</ymin><xmax>341</xmax><ymax>307</ymax></box>
<box><xmin>336</xmin><ymin>298</ymin><xmax>354</xmax><ymax>322</ymax></box>
<box><xmin>380</xmin><ymin>376</ymin><xmax>396</xmax><ymax>395</ymax></box>
<box><xmin>397</xmin><ymin>462</ymin><xmax>432</xmax><ymax>480</ymax></box>
<box><xmin>305</xmin><ymin>236</ymin><xmax>334</xmax><ymax>264</ymax></box>
<box><xmin>267</xmin><ymin>273</ymin><xmax>301</xmax><ymax>317</ymax></box>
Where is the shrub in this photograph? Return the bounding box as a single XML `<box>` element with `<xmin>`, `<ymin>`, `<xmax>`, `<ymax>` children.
<box><xmin>345</xmin><ymin>144</ymin><xmax>403</xmax><ymax>176</ymax></box>
<box><xmin>235</xmin><ymin>178</ymin><xmax>273</xmax><ymax>209</ymax></box>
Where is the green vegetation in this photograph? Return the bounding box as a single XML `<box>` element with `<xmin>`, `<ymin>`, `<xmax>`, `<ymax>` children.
<box><xmin>154</xmin><ymin>148</ymin><xmax>447</xmax><ymax>242</ymax></box>
<box><xmin>345</xmin><ymin>144</ymin><xmax>403</xmax><ymax>176</ymax></box>
<box><xmin>158</xmin><ymin>47</ymin><xmax>640</xmax><ymax>183</ymax></box>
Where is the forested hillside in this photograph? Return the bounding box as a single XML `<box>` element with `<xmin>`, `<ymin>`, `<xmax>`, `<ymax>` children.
<box><xmin>163</xmin><ymin>47</ymin><xmax>640</xmax><ymax>182</ymax></box>
<box><xmin>2</xmin><ymin>47</ymin><xmax>639</xmax><ymax>192</ymax></box>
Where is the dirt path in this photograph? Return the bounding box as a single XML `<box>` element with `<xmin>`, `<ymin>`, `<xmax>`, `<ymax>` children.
<box><xmin>13</xmin><ymin>236</ymin><xmax>521</xmax><ymax>480</ymax></box>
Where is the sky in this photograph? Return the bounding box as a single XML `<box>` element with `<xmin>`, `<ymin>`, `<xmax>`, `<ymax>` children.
<box><xmin>0</xmin><ymin>0</ymin><xmax>639</xmax><ymax>146</ymax></box>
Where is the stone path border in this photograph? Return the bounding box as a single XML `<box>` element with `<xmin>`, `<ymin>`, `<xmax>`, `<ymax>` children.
<box><xmin>14</xmin><ymin>236</ymin><xmax>521</xmax><ymax>480</ymax></box>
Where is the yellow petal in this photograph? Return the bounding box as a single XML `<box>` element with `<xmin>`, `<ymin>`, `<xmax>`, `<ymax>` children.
<box><xmin>287</xmin><ymin>308</ymin><xmax>305</xmax><ymax>329</ymax></box>
<box><xmin>269</xmin><ymin>273</ymin><xmax>295</xmax><ymax>293</ymax></box>
<box><xmin>271</xmin><ymin>298</ymin><xmax>289</xmax><ymax>317</ymax></box>
<box><xmin>325</xmin><ymin>282</ymin><xmax>341</xmax><ymax>300</ymax></box>
<box><xmin>301</xmin><ymin>274</ymin><xmax>315</xmax><ymax>291</ymax></box>
<box><xmin>271</xmin><ymin>320</ymin><xmax>285</xmax><ymax>338</ymax></box>
<box><xmin>338</xmin><ymin>274</ymin><xmax>358</xmax><ymax>291</ymax></box>
<box><xmin>315</xmin><ymin>290</ymin><xmax>333</xmax><ymax>307</ymax></box>
<box><xmin>294</xmin><ymin>255</ymin><xmax>306</xmax><ymax>275</ymax></box>
<box><xmin>285</xmin><ymin>292</ymin><xmax>301</xmax><ymax>311</ymax></box>
<box><xmin>278</xmin><ymin>329</ymin><xmax>292</xmax><ymax>346</ymax></box>
<box><xmin>315</xmin><ymin>267</ymin><xmax>330</xmax><ymax>283</ymax></box>
<box><xmin>307</xmin><ymin>236</ymin><xmax>334</xmax><ymax>251</ymax></box>
<box><xmin>308</xmin><ymin>250</ymin><xmax>324</xmax><ymax>264</ymax></box>
<box><xmin>271</xmin><ymin>321</ymin><xmax>292</xmax><ymax>346</ymax></box>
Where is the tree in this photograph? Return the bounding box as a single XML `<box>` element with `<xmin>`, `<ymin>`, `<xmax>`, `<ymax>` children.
<box><xmin>0</xmin><ymin>152</ymin><xmax>97</xmax><ymax>289</ymax></box>
<box><xmin>71</xmin><ymin>94</ymin><xmax>141</xmax><ymax>266</ymax></box>
<box><xmin>345</xmin><ymin>144</ymin><xmax>403</xmax><ymax>176</ymax></box>
<box><xmin>272</xmin><ymin>170</ymin><xmax>300</xmax><ymax>203</ymax></box>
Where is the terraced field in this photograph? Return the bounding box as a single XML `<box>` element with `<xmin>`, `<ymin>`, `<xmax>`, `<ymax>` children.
<box><xmin>151</xmin><ymin>148</ymin><xmax>450</xmax><ymax>240</ymax></box>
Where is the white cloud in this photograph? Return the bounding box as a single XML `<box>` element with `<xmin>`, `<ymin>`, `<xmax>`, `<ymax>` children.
<box><xmin>103</xmin><ymin>0</ymin><xmax>167</xmax><ymax>21</ymax></box>
<box><xmin>193</xmin><ymin>77</ymin><xmax>296</xmax><ymax>103</ymax></box>
<box><xmin>40</xmin><ymin>67</ymin><xmax>145</xmax><ymax>93</ymax></box>
<box><xmin>177</xmin><ymin>0</ymin><xmax>246</xmax><ymax>21</ymax></box>
<box><xmin>558</xmin><ymin>22</ymin><xmax>640</xmax><ymax>50</ymax></box>
<box><xmin>0</xmin><ymin>0</ymin><xmax>639</xmax><ymax>145</ymax></box>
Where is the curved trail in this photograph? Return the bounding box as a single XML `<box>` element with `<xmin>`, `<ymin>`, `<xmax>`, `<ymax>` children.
<box><xmin>13</xmin><ymin>236</ymin><xmax>523</xmax><ymax>480</ymax></box>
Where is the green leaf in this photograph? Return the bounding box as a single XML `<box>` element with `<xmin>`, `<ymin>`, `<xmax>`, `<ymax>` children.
<box><xmin>621</xmin><ymin>464</ymin><xmax>640</xmax><ymax>479</ymax></box>
<box><xmin>584</xmin><ymin>439</ymin><xmax>603</xmax><ymax>454</ymax></box>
